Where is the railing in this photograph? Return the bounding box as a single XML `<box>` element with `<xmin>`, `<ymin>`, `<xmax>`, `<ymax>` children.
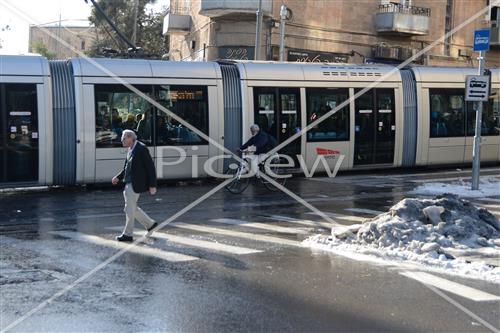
<box><xmin>378</xmin><ymin>3</ymin><xmax>431</xmax><ymax>16</ymax></box>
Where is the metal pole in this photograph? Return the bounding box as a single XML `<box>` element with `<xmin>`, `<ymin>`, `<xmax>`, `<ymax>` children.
<box><xmin>471</xmin><ymin>50</ymin><xmax>485</xmax><ymax>190</ymax></box>
<box><xmin>254</xmin><ymin>0</ymin><xmax>263</xmax><ymax>60</ymax></box>
<box><xmin>279</xmin><ymin>5</ymin><xmax>287</xmax><ymax>62</ymax></box>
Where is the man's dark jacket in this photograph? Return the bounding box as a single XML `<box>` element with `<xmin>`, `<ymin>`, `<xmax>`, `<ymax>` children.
<box><xmin>240</xmin><ymin>131</ymin><xmax>275</xmax><ymax>154</ymax></box>
<box><xmin>116</xmin><ymin>141</ymin><xmax>157</xmax><ymax>193</ymax></box>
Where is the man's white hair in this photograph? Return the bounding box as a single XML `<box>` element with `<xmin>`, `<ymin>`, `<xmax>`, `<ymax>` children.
<box><xmin>250</xmin><ymin>124</ymin><xmax>260</xmax><ymax>131</ymax></box>
<box><xmin>122</xmin><ymin>129</ymin><xmax>137</xmax><ymax>140</ymax></box>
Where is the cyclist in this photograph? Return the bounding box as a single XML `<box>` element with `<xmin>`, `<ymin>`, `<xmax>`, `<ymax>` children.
<box><xmin>238</xmin><ymin>124</ymin><xmax>276</xmax><ymax>177</ymax></box>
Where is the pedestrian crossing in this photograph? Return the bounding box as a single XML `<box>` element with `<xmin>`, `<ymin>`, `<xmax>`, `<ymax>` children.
<box><xmin>46</xmin><ymin>201</ymin><xmax>500</xmax><ymax>303</ymax></box>
<box><xmin>105</xmin><ymin>227</ymin><xmax>263</xmax><ymax>255</ymax></box>
<box><xmin>210</xmin><ymin>218</ymin><xmax>309</xmax><ymax>234</ymax></box>
<box><xmin>50</xmin><ymin>230</ymin><xmax>199</xmax><ymax>262</ymax></box>
<box><xmin>51</xmin><ymin>198</ymin><xmax>500</xmax><ymax>266</ymax></box>
<box><xmin>309</xmin><ymin>168</ymin><xmax>500</xmax><ymax>189</ymax></box>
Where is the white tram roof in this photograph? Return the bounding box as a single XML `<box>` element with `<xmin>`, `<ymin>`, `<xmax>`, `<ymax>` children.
<box><xmin>0</xmin><ymin>55</ymin><xmax>50</xmax><ymax>77</ymax></box>
<box><xmin>235</xmin><ymin>61</ymin><xmax>401</xmax><ymax>82</ymax></box>
<box><xmin>71</xmin><ymin>58</ymin><xmax>221</xmax><ymax>79</ymax></box>
<box><xmin>410</xmin><ymin>66</ymin><xmax>500</xmax><ymax>84</ymax></box>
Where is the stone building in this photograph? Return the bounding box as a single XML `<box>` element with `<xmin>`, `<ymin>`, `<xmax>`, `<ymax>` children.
<box><xmin>163</xmin><ymin>0</ymin><xmax>500</xmax><ymax>67</ymax></box>
<box><xmin>29</xmin><ymin>22</ymin><xmax>96</xmax><ymax>59</ymax></box>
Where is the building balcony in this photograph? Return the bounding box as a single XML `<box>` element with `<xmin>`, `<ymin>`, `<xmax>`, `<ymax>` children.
<box><xmin>162</xmin><ymin>12</ymin><xmax>191</xmax><ymax>35</ymax></box>
<box><xmin>491</xmin><ymin>23</ymin><xmax>500</xmax><ymax>47</ymax></box>
<box><xmin>199</xmin><ymin>0</ymin><xmax>273</xmax><ymax>18</ymax></box>
<box><xmin>375</xmin><ymin>3</ymin><xmax>430</xmax><ymax>35</ymax></box>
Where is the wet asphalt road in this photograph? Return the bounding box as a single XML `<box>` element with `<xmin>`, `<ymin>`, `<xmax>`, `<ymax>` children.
<box><xmin>1</xmin><ymin>166</ymin><xmax>500</xmax><ymax>332</ymax></box>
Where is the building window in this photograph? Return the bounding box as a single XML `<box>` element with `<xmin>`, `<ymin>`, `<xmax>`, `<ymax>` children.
<box><xmin>95</xmin><ymin>85</ymin><xmax>154</xmax><ymax>147</ymax></box>
<box><xmin>306</xmin><ymin>88</ymin><xmax>349</xmax><ymax>141</ymax></box>
<box><xmin>155</xmin><ymin>85</ymin><xmax>208</xmax><ymax>145</ymax></box>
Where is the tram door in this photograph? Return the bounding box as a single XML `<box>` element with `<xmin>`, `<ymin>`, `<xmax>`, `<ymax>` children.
<box><xmin>253</xmin><ymin>87</ymin><xmax>301</xmax><ymax>159</ymax></box>
<box><xmin>0</xmin><ymin>84</ymin><xmax>39</xmax><ymax>182</ymax></box>
<box><xmin>354</xmin><ymin>88</ymin><xmax>395</xmax><ymax>165</ymax></box>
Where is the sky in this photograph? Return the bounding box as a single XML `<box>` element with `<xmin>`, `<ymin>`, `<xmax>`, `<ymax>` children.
<box><xmin>0</xmin><ymin>0</ymin><xmax>169</xmax><ymax>55</ymax></box>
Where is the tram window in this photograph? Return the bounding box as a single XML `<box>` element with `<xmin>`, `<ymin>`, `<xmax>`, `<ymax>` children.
<box><xmin>466</xmin><ymin>90</ymin><xmax>500</xmax><ymax>136</ymax></box>
<box><xmin>155</xmin><ymin>85</ymin><xmax>208</xmax><ymax>145</ymax></box>
<box><xmin>306</xmin><ymin>88</ymin><xmax>349</xmax><ymax>141</ymax></box>
<box><xmin>95</xmin><ymin>85</ymin><xmax>153</xmax><ymax>147</ymax></box>
<box><xmin>255</xmin><ymin>93</ymin><xmax>275</xmax><ymax>134</ymax></box>
<box><xmin>429</xmin><ymin>89</ymin><xmax>465</xmax><ymax>137</ymax></box>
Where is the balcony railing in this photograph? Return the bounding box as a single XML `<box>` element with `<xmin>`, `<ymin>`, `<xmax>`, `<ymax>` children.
<box><xmin>378</xmin><ymin>3</ymin><xmax>431</xmax><ymax>16</ymax></box>
<box><xmin>376</xmin><ymin>3</ymin><xmax>431</xmax><ymax>35</ymax></box>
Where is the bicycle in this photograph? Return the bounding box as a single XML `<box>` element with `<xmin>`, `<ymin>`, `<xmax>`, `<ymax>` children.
<box><xmin>224</xmin><ymin>150</ymin><xmax>288</xmax><ymax>194</ymax></box>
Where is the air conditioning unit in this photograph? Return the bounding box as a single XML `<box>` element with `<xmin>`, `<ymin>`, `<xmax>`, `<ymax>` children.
<box><xmin>373</xmin><ymin>44</ymin><xmax>399</xmax><ymax>59</ymax></box>
<box><xmin>458</xmin><ymin>48</ymin><xmax>472</xmax><ymax>57</ymax></box>
<box><xmin>398</xmin><ymin>47</ymin><xmax>415</xmax><ymax>60</ymax></box>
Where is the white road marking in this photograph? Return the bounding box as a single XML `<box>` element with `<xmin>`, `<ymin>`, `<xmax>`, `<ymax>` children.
<box><xmin>50</xmin><ymin>231</ymin><xmax>198</xmax><ymax>262</ymax></box>
<box><xmin>411</xmin><ymin>176</ymin><xmax>500</xmax><ymax>183</ymax></box>
<box><xmin>265</xmin><ymin>215</ymin><xmax>340</xmax><ymax>229</ymax></box>
<box><xmin>476</xmin><ymin>203</ymin><xmax>500</xmax><ymax>210</ymax></box>
<box><xmin>307</xmin><ymin>211</ymin><xmax>367</xmax><ymax>223</ymax></box>
<box><xmin>211</xmin><ymin>218</ymin><xmax>308</xmax><ymax>234</ymax></box>
<box><xmin>344</xmin><ymin>208</ymin><xmax>383</xmax><ymax>215</ymax></box>
<box><xmin>172</xmin><ymin>223</ymin><xmax>302</xmax><ymax>247</ymax></box>
<box><xmin>477</xmin><ymin>197</ymin><xmax>500</xmax><ymax>203</ymax></box>
<box><xmin>106</xmin><ymin>227</ymin><xmax>263</xmax><ymax>255</ymax></box>
<box><xmin>76</xmin><ymin>213</ymin><xmax>123</xmax><ymax>219</ymax></box>
<box><xmin>379</xmin><ymin>168</ymin><xmax>500</xmax><ymax>179</ymax></box>
<box><xmin>137</xmin><ymin>230</ymin><xmax>261</xmax><ymax>255</ymax></box>
<box><xmin>400</xmin><ymin>271</ymin><xmax>500</xmax><ymax>302</ymax></box>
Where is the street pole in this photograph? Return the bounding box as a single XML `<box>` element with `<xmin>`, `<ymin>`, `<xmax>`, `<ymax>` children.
<box><xmin>471</xmin><ymin>50</ymin><xmax>485</xmax><ymax>190</ymax></box>
<box><xmin>254</xmin><ymin>0</ymin><xmax>263</xmax><ymax>60</ymax></box>
<box><xmin>279</xmin><ymin>5</ymin><xmax>287</xmax><ymax>62</ymax></box>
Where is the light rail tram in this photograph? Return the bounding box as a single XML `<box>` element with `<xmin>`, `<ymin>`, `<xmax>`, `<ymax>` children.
<box><xmin>0</xmin><ymin>55</ymin><xmax>499</xmax><ymax>186</ymax></box>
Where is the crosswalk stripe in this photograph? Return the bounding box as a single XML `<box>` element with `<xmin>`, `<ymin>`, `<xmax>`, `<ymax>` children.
<box><xmin>211</xmin><ymin>218</ymin><xmax>308</xmax><ymax>234</ymax></box>
<box><xmin>306</xmin><ymin>211</ymin><xmax>367</xmax><ymax>222</ymax></box>
<box><xmin>106</xmin><ymin>227</ymin><xmax>263</xmax><ymax>255</ymax></box>
<box><xmin>411</xmin><ymin>176</ymin><xmax>500</xmax><ymax>183</ymax></box>
<box><xmin>476</xmin><ymin>203</ymin><xmax>500</xmax><ymax>210</ymax></box>
<box><xmin>377</xmin><ymin>168</ymin><xmax>500</xmax><ymax>179</ymax></box>
<box><xmin>476</xmin><ymin>197</ymin><xmax>500</xmax><ymax>203</ymax></box>
<box><xmin>400</xmin><ymin>271</ymin><xmax>500</xmax><ymax>302</ymax></box>
<box><xmin>50</xmin><ymin>231</ymin><xmax>198</xmax><ymax>262</ymax></box>
<box><xmin>344</xmin><ymin>208</ymin><xmax>383</xmax><ymax>215</ymax></box>
<box><xmin>172</xmin><ymin>223</ymin><xmax>302</xmax><ymax>247</ymax></box>
<box><xmin>135</xmin><ymin>230</ymin><xmax>262</xmax><ymax>255</ymax></box>
<box><xmin>265</xmin><ymin>215</ymin><xmax>339</xmax><ymax>229</ymax></box>
<box><xmin>77</xmin><ymin>213</ymin><xmax>123</xmax><ymax>219</ymax></box>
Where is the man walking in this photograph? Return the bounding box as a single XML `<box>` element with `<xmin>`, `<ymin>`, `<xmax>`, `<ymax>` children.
<box><xmin>112</xmin><ymin>129</ymin><xmax>158</xmax><ymax>242</ymax></box>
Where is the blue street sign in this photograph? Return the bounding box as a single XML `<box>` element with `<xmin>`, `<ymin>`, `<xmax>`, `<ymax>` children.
<box><xmin>473</xmin><ymin>29</ymin><xmax>490</xmax><ymax>51</ymax></box>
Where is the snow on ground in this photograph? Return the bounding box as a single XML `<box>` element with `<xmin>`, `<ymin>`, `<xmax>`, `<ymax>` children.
<box><xmin>410</xmin><ymin>177</ymin><xmax>500</xmax><ymax>198</ymax></box>
<box><xmin>304</xmin><ymin>194</ymin><xmax>500</xmax><ymax>283</ymax></box>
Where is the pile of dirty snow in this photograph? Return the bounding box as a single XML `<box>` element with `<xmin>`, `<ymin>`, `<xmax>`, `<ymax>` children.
<box><xmin>305</xmin><ymin>194</ymin><xmax>500</xmax><ymax>282</ymax></box>
<box><xmin>411</xmin><ymin>177</ymin><xmax>500</xmax><ymax>198</ymax></box>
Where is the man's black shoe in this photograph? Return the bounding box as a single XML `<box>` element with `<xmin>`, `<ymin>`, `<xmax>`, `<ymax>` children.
<box><xmin>116</xmin><ymin>234</ymin><xmax>133</xmax><ymax>242</ymax></box>
<box><xmin>147</xmin><ymin>222</ymin><xmax>158</xmax><ymax>233</ymax></box>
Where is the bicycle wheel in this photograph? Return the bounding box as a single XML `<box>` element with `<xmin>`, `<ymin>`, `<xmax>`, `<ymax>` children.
<box><xmin>224</xmin><ymin>163</ymin><xmax>250</xmax><ymax>194</ymax></box>
<box><xmin>261</xmin><ymin>156</ymin><xmax>287</xmax><ymax>191</ymax></box>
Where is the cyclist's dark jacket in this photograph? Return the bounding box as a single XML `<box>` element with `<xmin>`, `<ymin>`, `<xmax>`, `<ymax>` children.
<box><xmin>240</xmin><ymin>131</ymin><xmax>274</xmax><ymax>154</ymax></box>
